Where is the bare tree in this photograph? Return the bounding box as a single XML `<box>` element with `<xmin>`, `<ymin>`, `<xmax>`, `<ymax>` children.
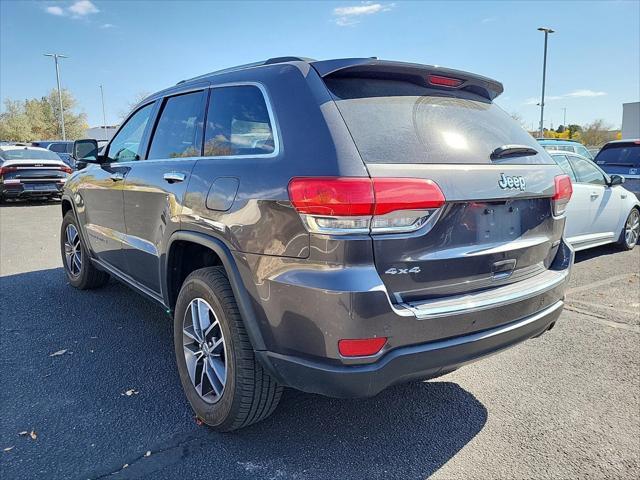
<box><xmin>119</xmin><ymin>91</ymin><xmax>151</xmax><ymax>119</ymax></box>
<box><xmin>581</xmin><ymin>119</ymin><xmax>616</xmax><ymax>147</ymax></box>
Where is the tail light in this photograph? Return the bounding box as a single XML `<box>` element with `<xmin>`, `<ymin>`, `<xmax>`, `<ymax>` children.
<box><xmin>338</xmin><ymin>337</ymin><xmax>387</xmax><ymax>357</ymax></box>
<box><xmin>60</xmin><ymin>165</ymin><xmax>73</xmax><ymax>174</ymax></box>
<box><xmin>0</xmin><ymin>166</ymin><xmax>17</xmax><ymax>176</ymax></box>
<box><xmin>552</xmin><ymin>174</ymin><xmax>572</xmax><ymax>216</ymax></box>
<box><xmin>288</xmin><ymin>177</ymin><xmax>445</xmax><ymax>234</ymax></box>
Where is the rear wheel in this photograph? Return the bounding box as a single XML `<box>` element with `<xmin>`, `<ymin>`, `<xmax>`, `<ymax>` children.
<box><xmin>174</xmin><ymin>266</ymin><xmax>283</xmax><ymax>431</ymax></box>
<box><xmin>60</xmin><ymin>211</ymin><xmax>110</xmax><ymax>289</ymax></box>
<box><xmin>618</xmin><ymin>208</ymin><xmax>639</xmax><ymax>251</ymax></box>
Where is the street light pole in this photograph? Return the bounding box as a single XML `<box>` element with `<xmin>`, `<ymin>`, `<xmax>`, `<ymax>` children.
<box><xmin>537</xmin><ymin>27</ymin><xmax>554</xmax><ymax>139</ymax></box>
<box><xmin>44</xmin><ymin>53</ymin><xmax>68</xmax><ymax>140</ymax></box>
<box><xmin>562</xmin><ymin>107</ymin><xmax>567</xmax><ymax>127</ymax></box>
<box><xmin>99</xmin><ymin>85</ymin><xmax>108</xmax><ymax>140</ymax></box>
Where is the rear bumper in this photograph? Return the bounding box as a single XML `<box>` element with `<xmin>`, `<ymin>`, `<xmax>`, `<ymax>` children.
<box><xmin>258</xmin><ymin>300</ymin><xmax>564</xmax><ymax>398</ymax></box>
<box><xmin>1</xmin><ymin>182</ymin><xmax>64</xmax><ymax>198</ymax></box>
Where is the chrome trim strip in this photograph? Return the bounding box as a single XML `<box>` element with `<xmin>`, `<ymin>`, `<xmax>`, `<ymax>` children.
<box><xmin>404</xmin><ymin>268</ymin><xmax>568</xmax><ymax>319</ymax></box>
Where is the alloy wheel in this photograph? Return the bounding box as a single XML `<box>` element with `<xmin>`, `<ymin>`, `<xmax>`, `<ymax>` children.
<box><xmin>625</xmin><ymin>210</ymin><xmax>640</xmax><ymax>247</ymax></box>
<box><xmin>182</xmin><ymin>298</ymin><xmax>227</xmax><ymax>403</ymax></box>
<box><xmin>64</xmin><ymin>224</ymin><xmax>82</xmax><ymax>277</ymax></box>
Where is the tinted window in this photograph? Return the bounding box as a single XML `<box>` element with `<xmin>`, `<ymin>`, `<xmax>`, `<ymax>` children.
<box><xmin>551</xmin><ymin>154</ymin><xmax>577</xmax><ymax>181</ymax></box>
<box><xmin>594</xmin><ymin>143</ymin><xmax>640</xmax><ymax>168</ymax></box>
<box><xmin>148</xmin><ymin>91</ymin><xmax>204</xmax><ymax>160</ymax></box>
<box><xmin>569</xmin><ymin>155</ymin><xmax>606</xmax><ymax>185</ymax></box>
<box><xmin>204</xmin><ymin>86</ymin><xmax>275</xmax><ymax>157</ymax></box>
<box><xmin>48</xmin><ymin>142</ymin><xmax>72</xmax><ymax>153</ymax></box>
<box><xmin>326</xmin><ymin>78</ymin><xmax>550</xmax><ymax>165</ymax></box>
<box><xmin>108</xmin><ymin>103</ymin><xmax>154</xmax><ymax>162</ymax></box>
<box><xmin>575</xmin><ymin>145</ymin><xmax>593</xmax><ymax>160</ymax></box>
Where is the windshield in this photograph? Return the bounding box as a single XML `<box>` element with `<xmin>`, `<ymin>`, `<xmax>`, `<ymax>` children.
<box><xmin>0</xmin><ymin>148</ymin><xmax>61</xmax><ymax>161</ymax></box>
<box><xmin>594</xmin><ymin>143</ymin><xmax>640</xmax><ymax>168</ymax></box>
<box><xmin>326</xmin><ymin>77</ymin><xmax>550</xmax><ymax>164</ymax></box>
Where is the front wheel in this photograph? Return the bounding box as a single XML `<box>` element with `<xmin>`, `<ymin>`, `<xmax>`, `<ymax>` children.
<box><xmin>174</xmin><ymin>266</ymin><xmax>283</xmax><ymax>431</ymax></box>
<box><xmin>60</xmin><ymin>211</ymin><xmax>110</xmax><ymax>289</ymax></box>
<box><xmin>618</xmin><ymin>208</ymin><xmax>640</xmax><ymax>250</ymax></box>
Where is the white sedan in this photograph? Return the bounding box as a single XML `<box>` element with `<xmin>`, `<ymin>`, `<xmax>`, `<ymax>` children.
<box><xmin>549</xmin><ymin>150</ymin><xmax>640</xmax><ymax>251</ymax></box>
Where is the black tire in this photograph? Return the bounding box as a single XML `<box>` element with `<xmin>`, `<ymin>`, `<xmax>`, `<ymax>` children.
<box><xmin>60</xmin><ymin>210</ymin><xmax>110</xmax><ymax>289</ymax></box>
<box><xmin>174</xmin><ymin>266</ymin><xmax>283</xmax><ymax>432</ymax></box>
<box><xmin>617</xmin><ymin>208</ymin><xmax>640</xmax><ymax>251</ymax></box>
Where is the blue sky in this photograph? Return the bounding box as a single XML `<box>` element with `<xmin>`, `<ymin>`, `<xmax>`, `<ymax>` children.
<box><xmin>1</xmin><ymin>1</ymin><xmax>639</xmax><ymax>129</ymax></box>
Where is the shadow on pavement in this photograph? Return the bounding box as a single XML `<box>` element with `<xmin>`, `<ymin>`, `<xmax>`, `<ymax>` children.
<box><xmin>574</xmin><ymin>243</ymin><xmax>625</xmax><ymax>263</ymax></box>
<box><xmin>0</xmin><ymin>267</ymin><xmax>487</xmax><ymax>480</ymax></box>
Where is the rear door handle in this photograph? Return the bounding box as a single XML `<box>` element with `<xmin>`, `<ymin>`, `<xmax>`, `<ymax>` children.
<box><xmin>110</xmin><ymin>172</ymin><xmax>124</xmax><ymax>182</ymax></box>
<box><xmin>163</xmin><ymin>172</ymin><xmax>186</xmax><ymax>183</ymax></box>
<box><xmin>590</xmin><ymin>192</ymin><xmax>600</xmax><ymax>199</ymax></box>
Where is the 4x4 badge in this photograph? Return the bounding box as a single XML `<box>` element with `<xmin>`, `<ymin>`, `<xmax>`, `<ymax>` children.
<box><xmin>498</xmin><ymin>173</ymin><xmax>526</xmax><ymax>191</ymax></box>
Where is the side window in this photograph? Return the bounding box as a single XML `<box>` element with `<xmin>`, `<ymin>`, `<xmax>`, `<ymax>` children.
<box><xmin>147</xmin><ymin>91</ymin><xmax>205</xmax><ymax>160</ymax></box>
<box><xmin>569</xmin><ymin>155</ymin><xmax>606</xmax><ymax>185</ymax></box>
<box><xmin>204</xmin><ymin>85</ymin><xmax>275</xmax><ymax>157</ymax></box>
<box><xmin>49</xmin><ymin>143</ymin><xmax>66</xmax><ymax>153</ymax></box>
<box><xmin>575</xmin><ymin>145</ymin><xmax>592</xmax><ymax>160</ymax></box>
<box><xmin>107</xmin><ymin>103</ymin><xmax>154</xmax><ymax>162</ymax></box>
<box><xmin>552</xmin><ymin>154</ymin><xmax>577</xmax><ymax>182</ymax></box>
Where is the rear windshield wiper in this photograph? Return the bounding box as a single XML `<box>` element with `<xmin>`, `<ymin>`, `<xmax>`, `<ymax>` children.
<box><xmin>491</xmin><ymin>145</ymin><xmax>539</xmax><ymax>160</ymax></box>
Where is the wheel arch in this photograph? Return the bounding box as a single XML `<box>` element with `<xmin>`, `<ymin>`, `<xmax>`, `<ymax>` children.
<box><xmin>164</xmin><ymin>231</ymin><xmax>267</xmax><ymax>351</ymax></box>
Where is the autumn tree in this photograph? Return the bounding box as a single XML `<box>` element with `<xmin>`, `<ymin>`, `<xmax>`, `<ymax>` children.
<box><xmin>0</xmin><ymin>89</ymin><xmax>88</xmax><ymax>141</ymax></box>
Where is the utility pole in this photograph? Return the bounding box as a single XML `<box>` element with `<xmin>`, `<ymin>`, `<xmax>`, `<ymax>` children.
<box><xmin>562</xmin><ymin>107</ymin><xmax>567</xmax><ymax>127</ymax></box>
<box><xmin>537</xmin><ymin>27</ymin><xmax>555</xmax><ymax>139</ymax></box>
<box><xmin>44</xmin><ymin>53</ymin><xmax>68</xmax><ymax>140</ymax></box>
<box><xmin>99</xmin><ymin>85</ymin><xmax>108</xmax><ymax>140</ymax></box>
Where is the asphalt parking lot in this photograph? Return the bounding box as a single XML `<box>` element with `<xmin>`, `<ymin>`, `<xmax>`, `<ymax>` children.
<box><xmin>1</xmin><ymin>202</ymin><xmax>639</xmax><ymax>480</ymax></box>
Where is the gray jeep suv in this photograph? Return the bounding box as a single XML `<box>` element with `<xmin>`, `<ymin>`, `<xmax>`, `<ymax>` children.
<box><xmin>62</xmin><ymin>57</ymin><xmax>574</xmax><ymax>431</ymax></box>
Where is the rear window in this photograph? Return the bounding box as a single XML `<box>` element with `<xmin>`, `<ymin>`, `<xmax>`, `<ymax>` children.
<box><xmin>594</xmin><ymin>143</ymin><xmax>640</xmax><ymax>168</ymax></box>
<box><xmin>48</xmin><ymin>142</ymin><xmax>72</xmax><ymax>154</ymax></box>
<box><xmin>326</xmin><ymin>78</ymin><xmax>548</xmax><ymax>164</ymax></box>
<box><xmin>0</xmin><ymin>148</ymin><xmax>61</xmax><ymax>161</ymax></box>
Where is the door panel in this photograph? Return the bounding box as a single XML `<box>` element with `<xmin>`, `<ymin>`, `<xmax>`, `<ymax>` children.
<box><xmin>79</xmin><ymin>103</ymin><xmax>156</xmax><ymax>271</ymax></box>
<box><xmin>122</xmin><ymin>89</ymin><xmax>206</xmax><ymax>294</ymax></box>
<box><xmin>569</xmin><ymin>154</ymin><xmax>620</xmax><ymax>238</ymax></box>
<box><xmin>78</xmin><ymin>164</ymin><xmax>129</xmax><ymax>270</ymax></box>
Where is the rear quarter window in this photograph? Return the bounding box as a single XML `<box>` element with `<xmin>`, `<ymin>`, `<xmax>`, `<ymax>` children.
<box><xmin>326</xmin><ymin>77</ymin><xmax>552</xmax><ymax>165</ymax></box>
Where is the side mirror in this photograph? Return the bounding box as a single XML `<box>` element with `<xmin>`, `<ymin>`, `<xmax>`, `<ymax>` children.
<box><xmin>73</xmin><ymin>139</ymin><xmax>99</xmax><ymax>162</ymax></box>
<box><xmin>609</xmin><ymin>174</ymin><xmax>625</xmax><ymax>186</ymax></box>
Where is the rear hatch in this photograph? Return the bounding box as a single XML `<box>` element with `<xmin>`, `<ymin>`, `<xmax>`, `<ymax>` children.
<box><xmin>594</xmin><ymin>141</ymin><xmax>640</xmax><ymax>195</ymax></box>
<box><xmin>321</xmin><ymin>63</ymin><xmax>565</xmax><ymax>303</ymax></box>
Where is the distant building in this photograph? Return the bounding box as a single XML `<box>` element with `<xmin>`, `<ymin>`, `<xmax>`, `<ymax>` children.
<box><xmin>84</xmin><ymin>125</ymin><xmax>119</xmax><ymax>141</ymax></box>
<box><xmin>622</xmin><ymin>102</ymin><xmax>640</xmax><ymax>139</ymax></box>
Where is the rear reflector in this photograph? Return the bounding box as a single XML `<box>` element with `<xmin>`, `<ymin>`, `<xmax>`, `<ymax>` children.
<box><xmin>552</xmin><ymin>174</ymin><xmax>572</xmax><ymax>216</ymax></box>
<box><xmin>428</xmin><ymin>74</ymin><xmax>464</xmax><ymax>88</ymax></box>
<box><xmin>338</xmin><ymin>337</ymin><xmax>387</xmax><ymax>357</ymax></box>
<box><xmin>288</xmin><ymin>177</ymin><xmax>445</xmax><ymax>234</ymax></box>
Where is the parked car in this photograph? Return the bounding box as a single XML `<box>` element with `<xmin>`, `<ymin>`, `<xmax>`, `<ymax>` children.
<box><xmin>0</xmin><ymin>145</ymin><xmax>72</xmax><ymax>202</ymax></box>
<box><xmin>538</xmin><ymin>138</ymin><xmax>594</xmax><ymax>160</ymax></box>
<box><xmin>588</xmin><ymin>147</ymin><xmax>601</xmax><ymax>158</ymax></box>
<box><xmin>549</xmin><ymin>150</ymin><xmax>639</xmax><ymax>250</ymax></box>
<box><xmin>593</xmin><ymin>140</ymin><xmax>640</xmax><ymax>197</ymax></box>
<box><xmin>31</xmin><ymin>140</ymin><xmax>75</xmax><ymax>169</ymax></box>
<box><xmin>62</xmin><ymin>56</ymin><xmax>573</xmax><ymax>431</ymax></box>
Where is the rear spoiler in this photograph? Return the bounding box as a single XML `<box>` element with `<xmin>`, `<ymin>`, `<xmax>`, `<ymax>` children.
<box><xmin>310</xmin><ymin>58</ymin><xmax>504</xmax><ymax>101</ymax></box>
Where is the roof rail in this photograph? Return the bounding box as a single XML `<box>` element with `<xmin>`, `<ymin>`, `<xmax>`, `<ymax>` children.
<box><xmin>176</xmin><ymin>56</ymin><xmax>315</xmax><ymax>85</ymax></box>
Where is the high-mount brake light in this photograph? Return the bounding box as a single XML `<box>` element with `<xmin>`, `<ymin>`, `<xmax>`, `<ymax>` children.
<box><xmin>427</xmin><ymin>74</ymin><xmax>464</xmax><ymax>88</ymax></box>
<box><xmin>288</xmin><ymin>177</ymin><xmax>445</xmax><ymax>234</ymax></box>
<box><xmin>552</xmin><ymin>174</ymin><xmax>573</xmax><ymax>217</ymax></box>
